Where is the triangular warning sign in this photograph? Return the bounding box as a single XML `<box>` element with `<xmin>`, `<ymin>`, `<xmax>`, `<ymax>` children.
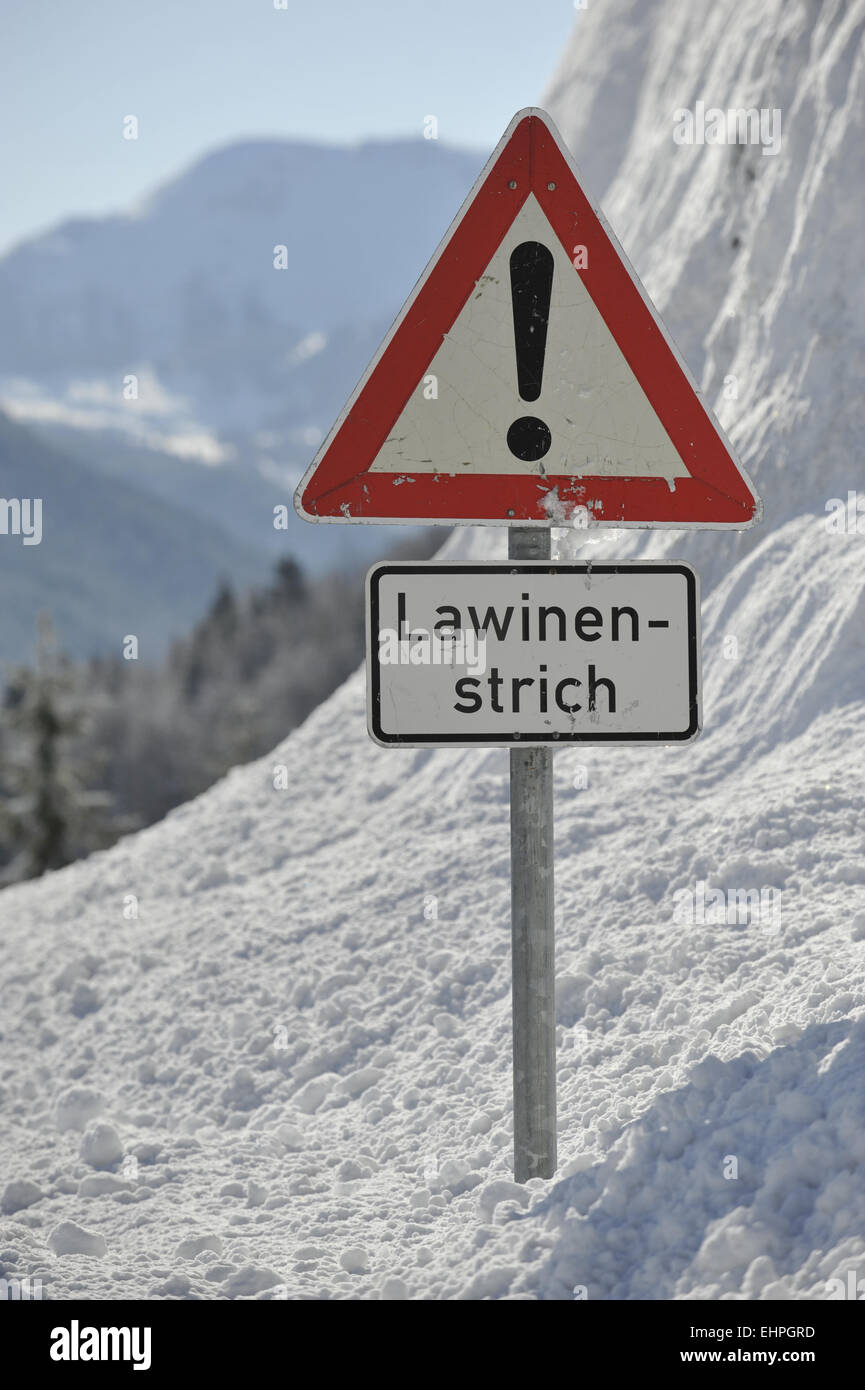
<box><xmin>295</xmin><ymin>108</ymin><xmax>761</xmax><ymax>529</ymax></box>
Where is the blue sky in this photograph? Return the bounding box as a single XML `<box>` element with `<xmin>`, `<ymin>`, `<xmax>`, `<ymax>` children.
<box><xmin>0</xmin><ymin>0</ymin><xmax>577</xmax><ymax>254</ymax></box>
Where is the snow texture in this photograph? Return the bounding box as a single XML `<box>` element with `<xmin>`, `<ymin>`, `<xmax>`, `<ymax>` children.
<box><xmin>1</xmin><ymin>0</ymin><xmax>864</xmax><ymax>1300</ymax></box>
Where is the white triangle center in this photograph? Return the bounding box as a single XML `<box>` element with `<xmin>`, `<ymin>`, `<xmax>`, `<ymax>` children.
<box><xmin>369</xmin><ymin>194</ymin><xmax>688</xmax><ymax>479</ymax></box>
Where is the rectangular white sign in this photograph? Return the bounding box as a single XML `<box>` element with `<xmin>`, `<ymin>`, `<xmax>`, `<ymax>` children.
<box><xmin>366</xmin><ymin>562</ymin><xmax>701</xmax><ymax>746</ymax></box>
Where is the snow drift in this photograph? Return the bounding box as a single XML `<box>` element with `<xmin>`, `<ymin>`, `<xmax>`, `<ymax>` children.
<box><xmin>1</xmin><ymin>0</ymin><xmax>864</xmax><ymax>1300</ymax></box>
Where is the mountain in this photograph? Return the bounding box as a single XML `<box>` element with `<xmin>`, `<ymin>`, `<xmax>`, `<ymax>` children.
<box><xmin>0</xmin><ymin>412</ymin><xmax>268</xmax><ymax>660</ymax></box>
<box><xmin>0</xmin><ymin>137</ymin><xmax>483</xmax><ymax>571</ymax></box>
<box><xmin>1</xmin><ymin>0</ymin><xmax>864</xmax><ymax>1302</ymax></box>
<box><xmin>0</xmin><ymin>138</ymin><xmax>483</xmax><ymax>386</ymax></box>
<box><xmin>0</xmin><ymin>138</ymin><xmax>482</xmax><ymax>651</ymax></box>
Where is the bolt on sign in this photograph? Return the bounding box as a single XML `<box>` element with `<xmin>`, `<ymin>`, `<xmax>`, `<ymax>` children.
<box><xmin>295</xmin><ymin>108</ymin><xmax>760</xmax><ymax>530</ymax></box>
<box><xmin>295</xmin><ymin>108</ymin><xmax>761</xmax><ymax>1186</ymax></box>
<box><xmin>367</xmin><ymin>562</ymin><xmax>700</xmax><ymax>746</ymax></box>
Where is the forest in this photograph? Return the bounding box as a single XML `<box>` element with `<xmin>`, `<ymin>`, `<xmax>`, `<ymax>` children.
<box><xmin>0</xmin><ymin>534</ymin><xmax>434</xmax><ymax>883</ymax></box>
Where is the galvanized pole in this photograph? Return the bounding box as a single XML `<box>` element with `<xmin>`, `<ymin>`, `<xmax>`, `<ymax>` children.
<box><xmin>508</xmin><ymin>525</ymin><xmax>556</xmax><ymax>1181</ymax></box>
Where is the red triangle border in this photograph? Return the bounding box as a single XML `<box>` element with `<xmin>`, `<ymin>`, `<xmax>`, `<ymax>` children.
<box><xmin>296</xmin><ymin>109</ymin><xmax>761</xmax><ymax>529</ymax></box>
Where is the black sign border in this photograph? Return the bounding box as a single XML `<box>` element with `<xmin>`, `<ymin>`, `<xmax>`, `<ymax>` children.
<box><xmin>367</xmin><ymin>562</ymin><xmax>701</xmax><ymax>746</ymax></box>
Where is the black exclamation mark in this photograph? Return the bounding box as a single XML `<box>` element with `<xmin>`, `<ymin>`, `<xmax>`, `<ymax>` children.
<box><xmin>506</xmin><ymin>240</ymin><xmax>554</xmax><ymax>461</ymax></box>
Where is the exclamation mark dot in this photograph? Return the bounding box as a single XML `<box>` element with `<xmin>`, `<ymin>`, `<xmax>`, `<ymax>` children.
<box><xmin>507</xmin><ymin>240</ymin><xmax>554</xmax><ymax>461</ymax></box>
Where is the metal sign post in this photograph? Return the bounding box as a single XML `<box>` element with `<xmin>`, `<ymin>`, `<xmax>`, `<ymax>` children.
<box><xmin>508</xmin><ymin>525</ymin><xmax>556</xmax><ymax>1181</ymax></box>
<box><xmin>365</xmin><ymin>548</ymin><xmax>702</xmax><ymax>1181</ymax></box>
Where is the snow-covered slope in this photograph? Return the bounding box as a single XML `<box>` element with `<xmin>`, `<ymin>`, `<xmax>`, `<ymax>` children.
<box><xmin>551</xmin><ymin>0</ymin><xmax>865</xmax><ymax>591</ymax></box>
<box><xmin>1</xmin><ymin>0</ymin><xmax>864</xmax><ymax>1301</ymax></box>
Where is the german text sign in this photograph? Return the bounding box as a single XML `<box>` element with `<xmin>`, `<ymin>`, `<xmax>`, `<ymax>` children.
<box><xmin>366</xmin><ymin>562</ymin><xmax>701</xmax><ymax>746</ymax></box>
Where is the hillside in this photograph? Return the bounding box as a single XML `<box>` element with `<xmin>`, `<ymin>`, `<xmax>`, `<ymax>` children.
<box><xmin>30</xmin><ymin>422</ymin><xmax>424</xmax><ymax>579</ymax></box>
<box><xmin>0</xmin><ymin>0</ymin><xmax>863</xmax><ymax>1302</ymax></box>
<box><xmin>0</xmin><ymin>412</ymin><xmax>268</xmax><ymax>659</ymax></box>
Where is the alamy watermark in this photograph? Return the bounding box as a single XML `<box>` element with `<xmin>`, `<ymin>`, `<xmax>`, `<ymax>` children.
<box><xmin>825</xmin><ymin>492</ymin><xmax>865</xmax><ymax>535</ymax></box>
<box><xmin>673</xmin><ymin>102</ymin><xmax>782</xmax><ymax>157</ymax></box>
<box><xmin>673</xmin><ymin>880</ymin><xmax>777</xmax><ymax>929</ymax></box>
<box><xmin>378</xmin><ymin>627</ymin><xmax>487</xmax><ymax>676</ymax></box>
<box><xmin>0</xmin><ymin>497</ymin><xmax>42</xmax><ymax>545</ymax></box>
<box><xmin>1</xmin><ymin>1275</ymin><xmax>43</xmax><ymax>1300</ymax></box>
<box><xmin>50</xmin><ymin>1321</ymin><xmax>151</xmax><ymax>1370</ymax></box>
<box><xmin>825</xmin><ymin>1268</ymin><xmax>864</xmax><ymax>1300</ymax></box>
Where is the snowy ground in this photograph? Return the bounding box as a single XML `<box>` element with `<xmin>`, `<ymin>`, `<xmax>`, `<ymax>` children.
<box><xmin>1</xmin><ymin>0</ymin><xmax>864</xmax><ymax>1300</ymax></box>
<box><xmin>2</xmin><ymin>517</ymin><xmax>864</xmax><ymax>1300</ymax></box>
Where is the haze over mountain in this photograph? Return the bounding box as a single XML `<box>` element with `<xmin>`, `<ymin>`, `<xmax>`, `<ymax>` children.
<box><xmin>0</xmin><ymin>137</ymin><xmax>483</xmax><ymax>579</ymax></box>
